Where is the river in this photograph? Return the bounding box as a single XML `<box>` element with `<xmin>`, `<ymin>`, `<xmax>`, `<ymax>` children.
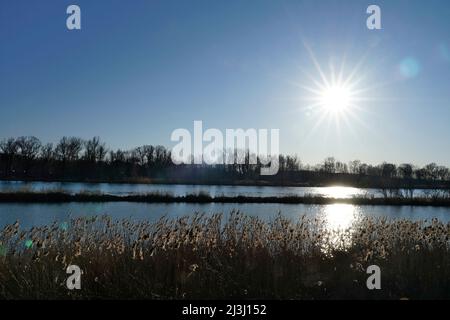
<box><xmin>0</xmin><ymin>181</ymin><xmax>448</xmax><ymax>230</ymax></box>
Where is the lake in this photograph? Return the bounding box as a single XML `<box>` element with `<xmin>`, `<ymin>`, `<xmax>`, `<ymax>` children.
<box><xmin>0</xmin><ymin>180</ymin><xmax>438</xmax><ymax>198</ymax></box>
<box><xmin>0</xmin><ymin>181</ymin><xmax>448</xmax><ymax>231</ymax></box>
<box><xmin>0</xmin><ymin>201</ymin><xmax>449</xmax><ymax>230</ymax></box>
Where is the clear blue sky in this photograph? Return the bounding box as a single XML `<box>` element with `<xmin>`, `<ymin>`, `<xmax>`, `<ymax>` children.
<box><xmin>1</xmin><ymin>0</ymin><xmax>449</xmax><ymax>166</ymax></box>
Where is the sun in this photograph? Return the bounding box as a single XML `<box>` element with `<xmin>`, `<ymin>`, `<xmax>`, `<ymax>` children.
<box><xmin>319</xmin><ymin>84</ymin><xmax>353</xmax><ymax>113</ymax></box>
<box><xmin>294</xmin><ymin>42</ymin><xmax>372</xmax><ymax>135</ymax></box>
<box><xmin>290</xmin><ymin>41</ymin><xmax>381</xmax><ymax>142</ymax></box>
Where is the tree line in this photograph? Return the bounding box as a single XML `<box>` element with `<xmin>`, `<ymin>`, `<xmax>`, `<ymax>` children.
<box><xmin>0</xmin><ymin>136</ymin><xmax>449</xmax><ymax>187</ymax></box>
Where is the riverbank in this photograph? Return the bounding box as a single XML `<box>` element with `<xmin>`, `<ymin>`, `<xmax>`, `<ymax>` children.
<box><xmin>0</xmin><ymin>213</ymin><xmax>448</xmax><ymax>299</ymax></box>
<box><xmin>0</xmin><ymin>191</ymin><xmax>450</xmax><ymax>206</ymax></box>
<box><xmin>1</xmin><ymin>177</ymin><xmax>450</xmax><ymax>189</ymax></box>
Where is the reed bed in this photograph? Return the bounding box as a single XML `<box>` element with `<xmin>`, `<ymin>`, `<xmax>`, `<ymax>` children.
<box><xmin>1</xmin><ymin>191</ymin><xmax>450</xmax><ymax>206</ymax></box>
<box><xmin>0</xmin><ymin>212</ymin><xmax>448</xmax><ymax>299</ymax></box>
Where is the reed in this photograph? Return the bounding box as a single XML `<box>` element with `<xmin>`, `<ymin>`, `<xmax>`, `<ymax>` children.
<box><xmin>0</xmin><ymin>212</ymin><xmax>448</xmax><ymax>299</ymax></box>
<box><xmin>0</xmin><ymin>191</ymin><xmax>450</xmax><ymax>206</ymax></box>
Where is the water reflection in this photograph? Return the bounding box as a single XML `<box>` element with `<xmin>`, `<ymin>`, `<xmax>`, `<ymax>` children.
<box><xmin>320</xmin><ymin>204</ymin><xmax>362</xmax><ymax>251</ymax></box>
<box><xmin>0</xmin><ymin>202</ymin><xmax>448</xmax><ymax>235</ymax></box>
<box><xmin>323</xmin><ymin>204</ymin><xmax>360</xmax><ymax>230</ymax></box>
<box><xmin>320</xmin><ymin>186</ymin><xmax>363</xmax><ymax>199</ymax></box>
<box><xmin>0</xmin><ymin>181</ymin><xmax>430</xmax><ymax>198</ymax></box>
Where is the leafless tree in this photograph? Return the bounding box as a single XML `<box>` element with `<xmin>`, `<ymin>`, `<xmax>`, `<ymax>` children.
<box><xmin>0</xmin><ymin>138</ymin><xmax>18</xmax><ymax>175</ymax></box>
<box><xmin>40</xmin><ymin>143</ymin><xmax>54</xmax><ymax>162</ymax></box>
<box><xmin>286</xmin><ymin>155</ymin><xmax>301</xmax><ymax>171</ymax></box>
<box><xmin>133</xmin><ymin>147</ymin><xmax>147</xmax><ymax>166</ymax></box>
<box><xmin>398</xmin><ymin>163</ymin><xmax>413</xmax><ymax>179</ymax></box>
<box><xmin>0</xmin><ymin>138</ymin><xmax>18</xmax><ymax>156</ymax></box>
<box><xmin>109</xmin><ymin>149</ymin><xmax>127</xmax><ymax>163</ymax></box>
<box><xmin>15</xmin><ymin>136</ymin><xmax>42</xmax><ymax>175</ymax></box>
<box><xmin>424</xmin><ymin>163</ymin><xmax>439</xmax><ymax>181</ymax></box>
<box><xmin>348</xmin><ymin>160</ymin><xmax>361</xmax><ymax>174</ymax></box>
<box><xmin>55</xmin><ymin>137</ymin><xmax>83</xmax><ymax>162</ymax></box>
<box><xmin>16</xmin><ymin>136</ymin><xmax>42</xmax><ymax>161</ymax></box>
<box><xmin>381</xmin><ymin>163</ymin><xmax>396</xmax><ymax>178</ymax></box>
<box><xmin>323</xmin><ymin>157</ymin><xmax>336</xmax><ymax>174</ymax></box>
<box><xmin>84</xmin><ymin>137</ymin><xmax>107</xmax><ymax>163</ymax></box>
<box><xmin>143</xmin><ymin>145</ymin><xmax>155</xmax><ymax>166</ymax></box>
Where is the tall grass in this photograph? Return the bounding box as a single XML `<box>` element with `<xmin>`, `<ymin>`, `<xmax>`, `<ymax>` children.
<box><xmin>1</xmin><ymin>190</ymin><xmax>450</xmax><ymax>206</ymax></box>
<box><xmin>0</xmin><ymin>212</ymin><xmax>448</xmax><ymax>299</ymax></box>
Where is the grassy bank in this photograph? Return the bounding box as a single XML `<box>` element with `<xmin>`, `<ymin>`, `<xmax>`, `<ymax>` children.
<box><xmin>0</xmin><ymin>213</ymin><xmax>449</xmax><ymax>299</ymax></box>
<box><xmin>0</xmin><ymin>191</ymin><xmax>450</xmax><ymax>206</ymax></box>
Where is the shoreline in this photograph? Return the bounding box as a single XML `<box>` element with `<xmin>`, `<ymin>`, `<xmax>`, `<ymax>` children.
<box><xmin>1</xmin><ymin>178</ymin><xmax>450</xmax><ymax>190</ymax></box>
<box><xmin>0</xmin><ymin>191</ymin><xmax>449</xmax><ymax>207</ymax></box>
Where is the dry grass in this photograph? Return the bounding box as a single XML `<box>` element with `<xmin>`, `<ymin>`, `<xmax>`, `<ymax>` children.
<box><xmin>1</xmin><ymin>190</ymin><xmax>450</xmax><ymax>207</ymax></box>
<box><xmin>0</xmin><ymin>212</ymin><xmax>449</xmax><ymax>299</ymax></box>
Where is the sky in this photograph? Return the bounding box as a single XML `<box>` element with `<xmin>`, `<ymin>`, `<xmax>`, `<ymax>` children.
<box><xmin>1</xmin><ymin>0</ymin><xmax>450</xmax><ymax>166</ymax></box>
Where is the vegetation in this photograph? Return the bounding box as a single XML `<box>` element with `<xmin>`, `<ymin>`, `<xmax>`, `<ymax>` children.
<box><xmin>1</xmin><ymin>136</ymin><xmax>450</xmax><ymax>188</ymax></box>
<box><xmin>1</xmin><ymin>190</ymin><xmax>450</xmax><ymax>206</ymax></box>
<box><xmin>0</xmin><ymin>213</ymin><xmax>448</xmax><ymax>299</ymax></box>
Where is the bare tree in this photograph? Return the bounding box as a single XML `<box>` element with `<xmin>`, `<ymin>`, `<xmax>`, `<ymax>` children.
<box><xmin>84</xmin><ymin>137</ymin><xmax>107</xmax><ymax>163</ymax></box>
<box><xmin>0</xmin><ymin>138</ymin><xmax>18</xmax><ymax>156</ymax></box>
<box><xmin>67</xmin><ymin>137</ymin><xmax>83</xmax><ymax>161</ymax></box>
<box><xmin>398</xmin><ymin>163</ymin><xmax>413</xmax><ymax>179</ymax></box>
<box><xmin>348</xmin><ymin>160</ymin><xmax>361</xmax><ymax>174</ymax></box>
<box><xmin>0</xmin><ymin>138</ymin><xmax>18</xmax><ymax>175</ymax></box>
<box><xmin>16</xmin><ymin>136</ymin><xmax>42</xmax><ymax>161</ymax></box>
<box><xmin>335</xmin><ymin>161</ymin><xmax>348</xmax><ymax>174</ymax></box>
<box><xmin>143</xmin><ymin>145</ymin><xmax>155</xmax><ymax>166</ymax></box>
<box><xmin>437</xmin><ymin>166</ymin><xmax>449</xmax><ymax>181</ymax></box>
<box><xmin>55</xmin><ymin>137</ymin><xmax>70</xmax><ymax>162</ymax></box>
<box><xmin>154</xmin><ymin>145</ymin><xmax>168</xmax><ymax>166</ymax></box>
<box><xmin>40</xmin><ymin>143</ymin><xmax>54</xmax><ymax>162</ymax></box>
<box><xmin>133</xmin><ymin>147</ymin><xmax>147</xmax><ymax>166</ymax></box>
<box><xmin>424</xmin><ymin>163</ymin><xmax>439</xmax><ymax>181</ymax></box>
<box><xmin>286</xmin><ymin>155</ymin><xmax>301</xmax><ymax>171</ymax></box>
<box><xmin>55</xmin><ymin>137</ymin><xmax>83</xmax><ymax>162</ymax></box>
<box><xmin>415</xmin><ymin>168</ymin><xmax>427</xmax><ymax>180</ymax></box>
<box><xmin>110</xmin><ymin>149</ymin><xmax>127</xmax><ymax>163</ymax></box>
<box><xmin>15</xmin><ymin>136</ymin><xmax>42</xmax><ymax>175</ymax></box>
<box><xmin>323</xmin><ymin>157</ymin><xmax>336</xmax><ymax>174</ymax></box>
<box><xmin>381</xmin><ymin>162</ymin><xmax>396</xmax><ymax>178</ymax></box>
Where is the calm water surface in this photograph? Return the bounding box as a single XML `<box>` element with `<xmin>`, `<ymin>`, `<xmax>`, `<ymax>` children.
<box><xmin>0</xmin><ymin>202</ymin><xmax>448</xmax><ymax>230</ymax></box>
<box><xmin>0</xmin><ymin>181</ymin><xmax>448</xmax><ymax>232</ymax></box>
<box><xmin>0</xmin><ymin>180</ymin><xmax>437</xmax><ymax>198</ymax></box>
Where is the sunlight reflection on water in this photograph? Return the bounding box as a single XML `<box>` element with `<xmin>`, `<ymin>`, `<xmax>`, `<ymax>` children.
<box><xmin>319</xmin><ymin>186</ymin><xmax>365</xmax><ymax>199</ymax></box>
<box><xmin>320</xmin><ymin>204</ymin><xmax>362</xmax><ymax>251</ymax></box>
<box><xmin>323</xmin><ymin>204</ymin><xmax>361</xmax><ymax>230</ymax></box>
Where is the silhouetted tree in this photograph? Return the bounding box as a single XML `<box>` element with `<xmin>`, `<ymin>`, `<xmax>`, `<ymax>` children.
<box><xmin>348</xmin><ymin>160</ymin><xmax>361</xmax><ymax>174</ymax></box>
<box><xmin>16</xmin><ymin>136</ymin><xmax>41</xmax><ymax>176</ymax></box>
<box><xmin>398</xmin><ymin>163</ymin><xmax>413</xmax><ymax>179</ymax></box>
<box><xmin>0</xmin><ymin>135</ymin><xmax>449</xmax><ymax>186</ymax></box>
<box><xmin>381</xmin><ymin>163</ymin><xmax>396</xmax><ymax>178</ymax></box>
<box><xmin>55</xmin><ymin>137</ymin><xmax>83</xmax><ymax>162</ymax></box>
<box><xmin>0</xmin><ymin>138</ymin><xmax>18</xmax><ymax>176</ymax></box>
<box><xmin>40</xmin><ymin>143</ymin><xmax>54</xmax><ymax>162</ymax></box>
<box><xmin>424</xmin><ymin>163</ymin><xmax>439</xmax><ymax>181</ymax></box>
<box><xmin>84</xmin><ymin>137</ymin><xmax>107</xmax><ymax>163</ymax></box>
<box><xmin>323</xmin><ymin>157</ymin><xmax>336</xmax><ymax>174</ymax></box>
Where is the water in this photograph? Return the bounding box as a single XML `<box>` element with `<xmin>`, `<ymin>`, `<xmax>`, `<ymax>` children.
<box><xmin>0</xmin><ymin>202</ymin><xmax>448</xmax><ymax>230</ymax></box>
<box><xmin>0</xmin><ymin>180</ymin><xmax>437</xmax><ymax>198</ymax></box>
<box><xmin>0</xmin><ymin>181</ymin><xmax>448</xmax><ymax>231</ymax></box>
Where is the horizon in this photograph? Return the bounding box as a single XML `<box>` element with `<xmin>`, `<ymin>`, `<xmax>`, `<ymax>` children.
<box><xmin>1</xmin><ymin>0</ymin><xmax>450</xmax><ymax>167</ymax></box>
<box><xmin>1</xmin><ymin>133</ymin><xmax>450</xmax><ymax>170</ymax></box>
